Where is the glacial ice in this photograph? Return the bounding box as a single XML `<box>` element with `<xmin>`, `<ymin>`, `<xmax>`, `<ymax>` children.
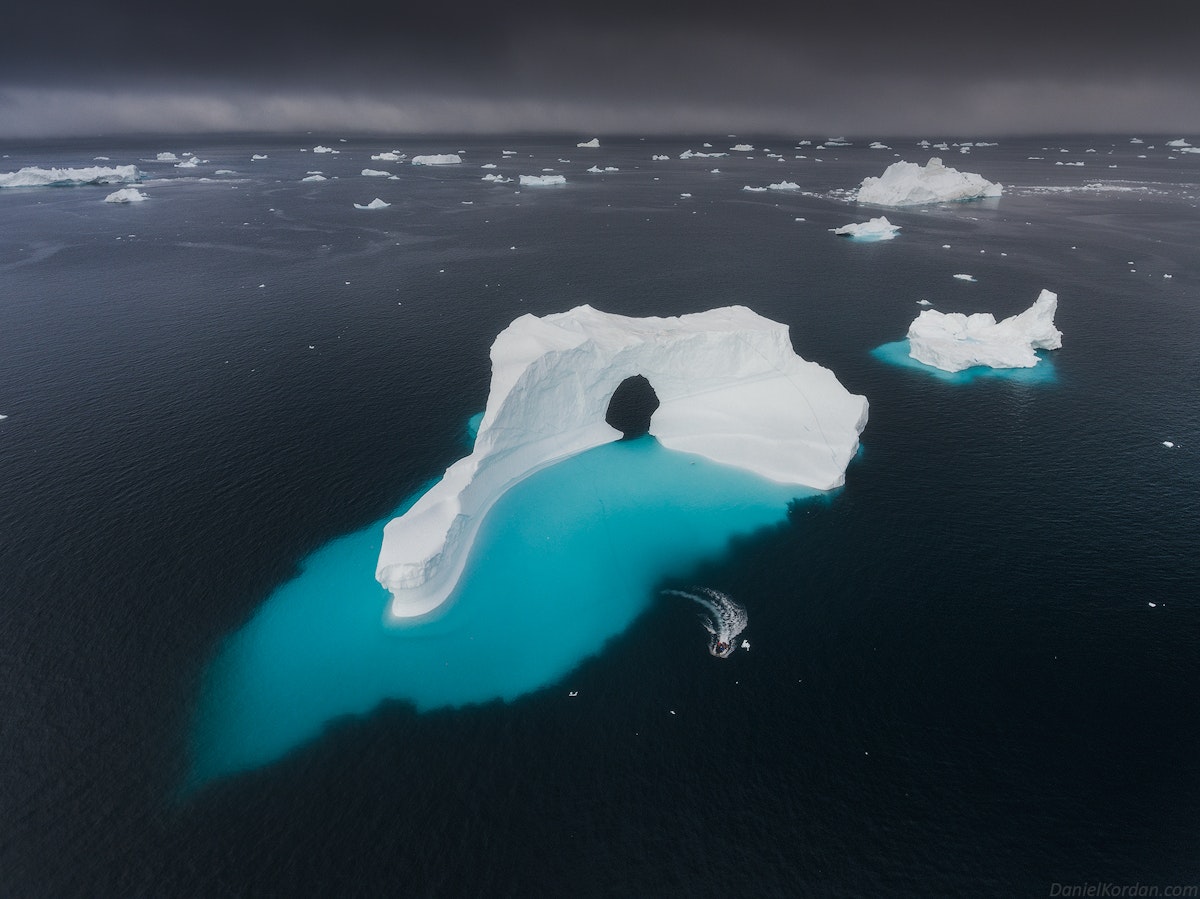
<box><xmin>680</xmin><ymin>150</ymin><xmax>727</xmax><ymax>159</ymax></box>
<box><xmin>155</xmin><ymin>152</ymin><xmax>178</xmax><ymax>161</ymax></box>
<box><xmin>586</xmin><ymin>166</ymin><xmax>619</xmax><ymax>173</ymax></box>
<box><xmin>1166</xmin><ymin>138</ymin><xmax>1191</xmax><ymax>147</ymax></box>
<box><xmin>907</xmin><ymin>289</ymin><xmax>1062</xmax><ymax>372</ymax></box>
<box><xmin>376</xmin><ymin>305</ymin><xmax>869</xmax><ymax>618</ymax></box>
<box><xmin>251</xmin><ymin>154</ymin><xmax>268</xmax><ymax>160</ymax></box>
<box><xmin>519</xmin><ymin>174</ymin><xmax>566</xmax><ymax>186</ymax></box>
<box><xmin>731</xmin><ymin>144</ymin><xmax>754</xmax><ymax>151</ymax></box>
<box><xmin>371</xmin><ymin>151</ymin><xmax>406</xmax><ymax>162</ymax></box>
<box><xmin>301</xmin><ymin>174</ymin><xmax>327</xmax><ymax>182</ymax></box>
<box><xmin>576</xmin><ymin>138</ymin><xmax>600</xmax><ymax>148</ymax></box>
<box><xmin>482</xmin><ymin>173</ymin><xmax>512</xmax><ymax>183</ymax></box>
<box><xmin>354</xmin><ymin>198</ymin><xmax>390</xmax><ymax>209</ymax></box>
<box><xmin>313</xmin><ymin>145</ymin><xmax>338</xmax><ymax>154</ymax></box>
<box><xmin>857</xmin><ymin>157</ymin><xmax>1002</xmax><ymax>207</ymax></box>
<box><xmin>833</xmin><ymin>216</ymin><xmax>900</xmax><ymax>240</ymax></box>
<box><xmin>412</xmin><ymin>154</ymin><xmax>462</xmax><ymax>165</ymax></box>
<box><xmin>104</xmin><ymin>188</ymin><xmax>148</xmax><ymax>203</ymax></box>
<box><xmin>361</xmin><ymin>168</ymin><xmax>390</xmax><ymax>177</ymax></box>
<box><xmin>0</xmin><ymin>164</ymin><xmax>142</xmax><ymax>188</ymax></box>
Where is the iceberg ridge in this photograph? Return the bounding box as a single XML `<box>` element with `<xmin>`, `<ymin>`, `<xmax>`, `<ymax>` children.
<box><xmin>376</xmin><ymin>305</ymin><xmax>869</xmax><ymax>618</ymax></box>
<box><xmin>0</xmin><ymin>164</ymin><xmax>142</xmax><ymax>189</ymax></box>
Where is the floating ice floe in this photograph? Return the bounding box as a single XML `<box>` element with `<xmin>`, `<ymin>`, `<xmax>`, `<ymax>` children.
<box><xmin>361</xmin><ymin>169</ymin><xmax>390</xmax><ymax>177</ymax></box>
<box><xmin>174</xmin><ymin>156</ymin><xmax>201</xmax><ymax>168</ymax></box>
<box><xmin>857</xmin><ymin>157</ymin><xmax>1002</xmax><ymax>206</ymax></box>
<box><xmin>1162</xmin><ymin>441</ymin><xmax>1175</xmax><ymax>448</ymax></box>
<box><xmin>743</xmin><ymin>181</ymin><xmax>799</xmax><ymax>193</ymax></box>
<box><xmin>917</xmin><ymin>299</ymin><xmax>933</xmax><ymax>306</ymax></box>
<box><xmin>953</xmin><ymin>273</ymin><xmax>976</xmax><ymax>281</ymax></box>
<box><xmin>371</xmin><ymin>151</ymin><xmax>405</xmax><ymax>162</ymax></box>
<box><xmin>1166</xmin><ymin>138</ymin><xmax>1192</xmax><ymax>148</ymax></box>
<box><xmin>251</xmin><ymin>154</ymin><xmax>268</xmax><ymax>160</ymax></box>
<box><xmin>586</xmin><ymin>165</ymin><xmax>619</xmax><ymax>173</ymax></box>
<box><xmin>214</xmin><ymin>169</ymin><xmax>236</xmax><ymax>175</ymax></box>
<box><xmin>0</xmin><ymin>164</ymin><xmax>143</xmax><ymax>188</ymax></box>
<box><xmin>577</xmin><ymin>138</ymin><xmax>600</xmax><ymax>148</ymax></box>
<box><xmin>376</xmin><ymin>304</ymin><xmax>869</xmax><ymax>618</ymax></box>
<box><xmin>354</xmin><ymin>198</ymin><xmax>390</xmax><ymax>209</ymax></box>
<box><xmin>833</xmin><ymin>216</ymin><xmax>900</xmax><ymax>240</ymax></box>
<box><xmin>519</xmin><ymin>174</ymin><xmax>566</xmax><ymax>186</ymax></box>
<box><xmin>155</xmin><ymin>152</ymin><xmax>178</xmax><ymax>161</ymax></box>
<box><xmin>104</xmin><ymin>188</ymin><xmax>148</xmax><ymax>203</ymax></box>
<box><xmin>680</xmin><ymin>192</ymin><xmax>692</xmax><ymax>198</ymax></box>
<box><xmin>652</xmin><ymin>155</ymin><xmax>670</xmax><ymax>161</ymax></box>
<box><xmin>301</xmin><ymin>174</ymin><xmax>327</xmax><ymax>182</ymax></box>
<box><xmin>680</xmin><ymin>149</ymin><xmax>727</xmax><ymax>159</ymax></box>
<box><xmin>412</xmin><ymin>154</ymin><xmax>462</xmax><ymax>166</ymax></box>
<box><xmin>482</xmin><ymin>173</ymin><xmax>512</xmax><ymax>183</ymax></box>
<box><xmin>869</xmin><ymin>141</ymin><xmax>891</xmax><ymax>150</ymax></box>
<box><xmin>906</xmin><ymin>289</ymin><xmax>1062</xmax><ymax>372</ymax></box>
<box><xmin>730</xmin><ymin>144</ymin><xmax>754</xmax><ymax>151</ymax></box>
<box><xmin>312</xmin><ymin>145</ymin><xmax>338</xmax><ymax>154</ymax></box>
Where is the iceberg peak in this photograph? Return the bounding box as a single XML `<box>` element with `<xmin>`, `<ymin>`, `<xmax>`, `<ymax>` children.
<box><xmin>857</xmin><ymin>157</ymin><xmax>1002</xmax><ymax>207</ymax></box>
<box><xmin>907</xmin><ymin>289</ymin><xmax>1062</xmax><ymax>372</ymax></box>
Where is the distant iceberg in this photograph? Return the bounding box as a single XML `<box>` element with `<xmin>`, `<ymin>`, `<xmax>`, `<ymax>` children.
<box><xmin>743</xmin><ymin>181</ymin><xmax>799</xmax><ymax>193</ymax></box>
<box><xmin>104</xmin><ymin>188</ymin><xmax>148</xmax><ymax>203</ymax></box>
<box><xmin>361</xmin><ymin>168</ymin><xmax>390</xmax><ymax>177</ymax></box>
<box><xmin>371</xmin><ymin>151</ymin><xmax>406</xmax><ymax>162</ymax></box>
<box><xmin>376</xmin><ymin>304</ymin><xmax>869</xmax><ymax>618</ymax></box>
<box><xmin>1166</xmin><ymin>138</ymin><xmax>1192</xmax><ymax>148</ymax></box>
<box><xmin>833</xmin><ymin>216</ymin><xmax>900</xmax><ymax>240</ymax></box>
<box><xmin>481</xmin><ymin>173</ymin><xmax>512</xmax><ymax>183</ymax></box>
<box><xmin>155</xmin><ymin>152</ymin><xmax>178</xmax><ymax>161</ymax></box>
<box><xmin>576</xmin><ymin>138</ymin><xmax>600</xmax><ymax>148</ymax></box>
<box><xmin>857</xmin><ymin>157</ymin><xmax>1002</xmax><ymax>206</ymax></box>
<box><xmin>312</xmin><ymin>145</ymin><xmax>339</xmax><ymax>154</ymax></box>
<box><xmin>0</xmin><ymin>164</ymin><xmax>142</xmax><ymax>188</ymax></box>
<box><xmin>354</xmin><ymin>198</ymin><xmax>390</xmax><ymax>209</ymax></box>
<box><xmin>174</xmin><ymin>156</ymin><xmax>200</xmax><ymax>168</ymax></box>
<box><xmin>652</xmin><ymin>155</ymin><xmax>670</xmax><ymax>161</ymax></box>
<box><xmin>301</xmin><ymin>174</ymin><xmax>327</xmax><ymax>182</ymax></box>
<box><xmin>586</xmin><ymin>165</ymin><xmax>618</xmax><ymax>173</ymax></box>
<box><xmin>906</xmin><ymin>289</ymin><xmax>1062</xmax><ymax>372</ymax></box>
<box><xmin>251</xmin><ymin>154</ymin><xmax>268</xmax><ymax>161</ymax></box>
<box><xmin>680</xmin><ymin>149</ymin><xmax>727</xmax><ymax>159</ymax></box>
<box><xmin>519</xmin><ymin>174</ymin><xmax>566</xmax><ymax>186</ymax></box>
<box><xmin>412</xmin><ymin>154</ymin><xmax>462</xmax><ymax>166</ymax></box>
<box><xmin>730</xmin><ymin>144</ymin><xmax>754</xmax><ymax>152</ymax></box>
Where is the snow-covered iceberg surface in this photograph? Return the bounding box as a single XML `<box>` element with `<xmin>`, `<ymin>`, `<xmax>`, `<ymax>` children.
<box><xmin>411</xmin><ymin>154</ymin><xmax>462</xmax><ymax>166</ymax></box>
<box><xmin>857</xmin><ymin>157</ymin><xmax>1002</xmax><ymax>207</ymax></box>
<box><xmin>833</xmin><ymin>216</ymin><xmax>900</xmax><ymax>240</ymax></box>
<box><xmin>906</xmin><ymin>289</ymin><xmax>1062</xmax><ymax>372</ymax></box>
<box><xmin>354</xmin><ymin>198</ymin><xmax>390</xmax><ymax>209</ymax></box>
<box><xmin>376</xmin><ymin>305</ymin><xmax>869</xmax><ymax>618</ymax></box>
<box><xmin>0</xmin><ymin>164</ymin><xmax>142</xmax><ymax>188</ymax></box>
<box><xmin>104</xmin><ymin>188</ymin><xmax>148</xmax><ymax>203</ymax></box>
<box><xmin>519</xmin><ymin>174</ymin><xmax>566</xmax><ymax>186</ymax></box>
<box><xmin>576</xmin><ymin>137</ymin><xmax>600</xmax><ymax>148</ymax></box>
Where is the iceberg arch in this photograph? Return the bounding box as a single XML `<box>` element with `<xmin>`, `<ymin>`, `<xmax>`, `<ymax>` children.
<box><xmin>376</xmin><ymin>305</ymin><xmax>868</xmax><ymax>619</ymax></box>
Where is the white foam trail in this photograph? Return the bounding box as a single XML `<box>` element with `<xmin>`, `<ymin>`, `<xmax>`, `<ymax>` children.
<box><xmin>662</xmin><ymin>588</ymin><xmax>747</xmax><ymax>658</ymax></box>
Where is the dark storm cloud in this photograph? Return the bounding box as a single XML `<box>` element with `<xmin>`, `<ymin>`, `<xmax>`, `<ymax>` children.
<box><xmin>1</xmin><ymin>0</ymin><xmax>1198</xmax><ymax>136</ymax></box>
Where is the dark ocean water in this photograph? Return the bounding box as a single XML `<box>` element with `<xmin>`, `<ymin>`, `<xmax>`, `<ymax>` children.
<box><xmin>1</xmin><ymin>134</ymin><xmax>1198</xmax><ymax>897</ymax></box>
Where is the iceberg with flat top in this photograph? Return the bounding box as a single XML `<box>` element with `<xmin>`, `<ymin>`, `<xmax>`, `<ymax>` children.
<box><xmin>376</xmin><ymin>305</ymin><xmax>869</xmax><ymax>618</ymax></box>
<box><xmin>907</xmin><ymin>289</ymin><xmax>1062</xmax><ymax>372</ymax></box>
<box><xmin>412</xmin><ymin>154</ymin><xmax>462</xmax><ymax>166</ymax></box>
<box><xmin>834</xmin><ymin>216</ymin><xmax>900</xmax><ymax>240</ymax></box>
<box><xmin>0</xmin><ymin>164</ymin><xmax>142</xmax><ymax>188</ymax></box>
<box><xmin>519</xmin><ymin>174</ymin><xmax>566</xmax><ymax>186</ymax></box>
<box><xmin>857</xmin><ymin>157</ymin><xmax>1002</xmax><ymax>207</ymax></box>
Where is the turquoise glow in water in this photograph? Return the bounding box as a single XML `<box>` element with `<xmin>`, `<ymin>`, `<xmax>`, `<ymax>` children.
<box><xmin>190</xmin><ymin>436</ymin><xmax>817</xmax><ymax>786</ymax></box>
<box><xmin>870</xmin><ymin>340</ymin><xmax>1058</xmax><ymax>384</ymax></box>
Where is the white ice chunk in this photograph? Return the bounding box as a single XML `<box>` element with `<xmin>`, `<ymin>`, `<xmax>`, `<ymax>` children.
<box><xmin>376</xmin><ymin>305</ymin><xmax>869</xmax><ymax>618</ymax></box>
<box><xmin>730</xmin><ymin>144</ymin><xmax>754</xmax><ymax>151</ymax></box>
<box><xmin>371</xmin><ymin>151</ymin><xmax>406</xmax><ymax>162</ymax></box>
<box><xmin>312</xmin><ymin>145</ymin><xmax>339</xmax><ymax>154</ymax></box>
<box><xmin>482</xmin><ymin>173</ymin><xmax>512</xmax><ymax>183</ymax></box>
<box><xmin>652</xmin><ymin>155</ymin><xmax>670</xmax><ymax>161</ymax></box>
<box><xmin>354</xmin><ymin>198</ymin><xmax>390</xmax><ymax>209</ymax></box>
<box><xmin>481</xmin><ymin>163</ymin><xmax>497</xmax><ymax>169</ymax></box>
<box><xmin>519</xmin><ymin>174</ymin><xmax>566</xmax><ymax>186</ymax></box>
<box><xmin>155</xmin><ymin>152</ymin><xmax>178</xmax><ymax>161</ymax></box>
<box><xmin>857</xmin><ymin>157</ymin><xmax>1002</xmax><ymax>207</ymax></box>
<box><xmin>1166</xmin><ymin>138</ymin><xmax>1192</xmax><ymax>147</ymax></box>
<box><xmin>833</xmin><ymin>216</ymin><xmax>900</xmax><ymax>240</ymax></box>
<box><xmin>0</xmin><ymin>164</ymin><xmax>143</xmax><ymax>188</ymax></box>
<box><xmin>1162</xmin><ymin>441</ymin><xmax>1175</xmax><ymax>448</ymax></box>
<box><xmin>301</xmin><ymin>174</ymin><xmax>327</xmax><ymax>181</ymax></box>
<box><xmin>953</xmin><ymin>273</ymin><xmax>976</xmax><ymax>281</ymax></box>
<box><xmin>869</xmin><ymin>141</ymin><xmax>891</xmax><ymax>150</ymax></box>
<box><xmin>361</xmin><ymin>168</ymin><xmax>391</xmax><ymax>177</ymax></box>
<box><xmin>586</xmin><ymin>165</ymin><xmax>619</xmax><ymax>173</ymax></box>
<box><xmin>576</xmin><ymin>138</ymin><xmax>600</xmax><ymax>148</ymax></box>
<box><xmin>680</xmin><ymin>150</ymin><xmax>727</xmax><ymax>159</ymax></box>
<box><xmin>907</xmin><ymin>289</ymin><xmax>1062</xmax><ymax>372</ymax></box>
<box><xmin>251</xmin><ymin>154</ymin><xmax>268</xmax><ymax>160</ymax></box>
<box><xmin>104</xmin><ymin>188</ymin><xmax>148</xmax><ymax>203</ymax></box>
<box><xmin>412</xmin><ymin>154</ymin><xmax>463</xmax><ymax>166</ymax></box>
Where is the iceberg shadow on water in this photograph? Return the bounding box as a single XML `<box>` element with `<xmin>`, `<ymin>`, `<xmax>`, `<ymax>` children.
<box><xmin>870</xmin><ymin>340</ymin><xmax>1058</xmax><ymax>385</ymax></box>
<box><xmin>189</xmin><ymin>434</ymin><xmax>822</xmax><ymax>788</ymax></box>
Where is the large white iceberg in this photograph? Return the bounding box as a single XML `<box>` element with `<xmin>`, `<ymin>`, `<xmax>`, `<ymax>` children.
<box><xmin>577</xmin><ymin>138</ymin><xmax>600</xmax><ymax>148</ymax></box>
<box><xmin>857</xmin><ymin>157</ymin><xmax>1002</xmax><ymax>207</ymax></box>
<box><xmin>376</xmin><ymin>305</ymin><xmax>869</xmax><ymax>618</ymax></box>
<box><xmin>519</xmin><ymin>174</ymin><xmax>566</xmax><ymax>186</ymax></box>
<box><xmin>833</xmin><ymin>216</ymin><xmax>900</xmax><ymax>240</ymax></box>
<box><xmin>907</xmin><ymin>289</ymin><xmax>1062</xmax><ymax>372</ymax></box>
<box><xmin>0</xmin><ymin>165</ymin><xmax>142</xmax><ymax>189</ymax></box>
<box><xmin>412</xmin><ymin>154</ymin><xmax>462</xmax><ymax>166</ymax></box>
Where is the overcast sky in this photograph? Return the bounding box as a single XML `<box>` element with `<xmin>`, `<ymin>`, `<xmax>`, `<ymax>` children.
<box><xmin>2</xmin><ymin>0</ymin><xmax>1198</xmax><ymax>137</ymax></box>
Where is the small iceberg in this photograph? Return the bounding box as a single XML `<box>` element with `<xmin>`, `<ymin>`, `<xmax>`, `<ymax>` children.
<box><xmin>953</xmin><ymin>274</ymin><xmax>976</xmax><ymax>282</ymax></box>
<box><xmin>412</xmin><ymin>154</ymin><xmax>462</xmax><ymax>166</ymax></box>
<box><xmin>857</xmin><ymin>157</ymin><xmax>1002</xmax><ymax>206</ymax></box>
<box><xmin>680</xmin><ymin>149</ymin><xmax>727</xmax><ymax>159</ymax></box>
<box><xmin>833</xmin><ymin>216</ymin><xmax>900</xmax><ymax>240</ymax></box>
<box><xmin>361</xmin><ymin>168</ymin><xmax>390</xmax><ymax>177</ymax></box>
<box><xmin>371</xmin><ymin>151</ymin><xmax>406</xmax><ymax>162</ymax></box>
<box><xmin>906</xmin><ymin>289</ymin><xmax>1062</xmax><ymax>372</ymax></box>
<box><xmin>354</xmin><ymin>198</ymin><xmax>390</xmax><ymax>209</ymax></box>
<box><xmin>251</xmin><ymin>154</ymin><xmax>268</xmax><ymax>161</ymax></box>
<box><xmin>301</xmin><ymin>174</ymin><xmax>327</xmax><ymax>182</ymax></box>
<box><xmin>586</xmin><ymin>165</ymin><xmax>619</xmax><ymax>173</ymax></box>
<box><xmin>519</xmin><ymin>174</ymin><xmax>566</xmax><ymax>186</ymax></box>
<box><xmin>155</xmin><ymin>152</ymin><xmax>178</xmax><ymax>161</ymax></box>
<box><xmin>104</xmin><ymin>188</ymin><xmax>148</xmax><ymax>203</ymax></box>
<box><xmin>576</xmin><ymin>138</ymin><xmax>600</xmax><ymax>148</ymax></box>
<box><xmin>174</xmin><ymin>156</ymin><xmax>200</xmax><ymax>168</ymax></box>
<box><xmin>482</xmin><ymin>173</ymin><xmax>512</xmax><ymax>183</ymax></box>
<box><xmin>0</xmin><ymin>164</ymin><xmax>142</xmax><ymax>188</ymax></box>
<box><xmin>312</xmin><ymin>145</ymin><xmax>338</xmax><ymax>154</ymax></box>
<box><xmin>730</xmin><ymin>144</ymin><xmax>754</xmax><ymax>151</ymax></box>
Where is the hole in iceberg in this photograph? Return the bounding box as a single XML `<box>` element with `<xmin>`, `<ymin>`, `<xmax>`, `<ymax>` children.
<box><xmin>605</xmin><ymin>374</ymin><xmax>661</xmax><ymax>440</ymax></box>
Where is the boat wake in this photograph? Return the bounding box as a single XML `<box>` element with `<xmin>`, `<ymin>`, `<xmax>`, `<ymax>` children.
<box><xmin>662</xmin><ymin>588</ymin><xmax>747</xmax><ymax>658</ymax></box>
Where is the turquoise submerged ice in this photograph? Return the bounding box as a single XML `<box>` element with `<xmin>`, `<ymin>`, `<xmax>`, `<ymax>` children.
<box><xmin>191</xmin><ymin>436</ymin><xmax>818</xmax><ymax>785</ymax></box>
